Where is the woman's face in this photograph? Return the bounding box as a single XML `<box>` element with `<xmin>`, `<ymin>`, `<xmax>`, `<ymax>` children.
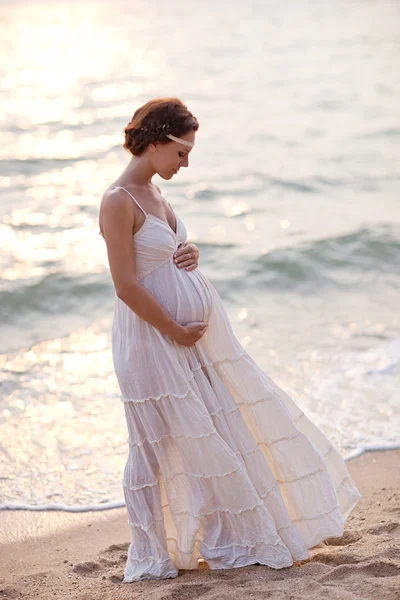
<box><xmin>149</xmin><ymin>130</ymin><xmax>195</xmax><ymax>179</ymax></box>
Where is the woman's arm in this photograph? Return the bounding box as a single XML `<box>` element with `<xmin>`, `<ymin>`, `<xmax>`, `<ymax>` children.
<box><xmin>100</xmin><ymin>188</ymin><xmax>184</xmax><ymax>340</ymax></box>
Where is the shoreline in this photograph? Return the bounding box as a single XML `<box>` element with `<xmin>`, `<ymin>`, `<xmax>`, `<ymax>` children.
<box><xmin>2</xmin><ymin>443</ymin><xmax>399</xmax><ymax>514</ymax></box>
<box><xmin>1</xmin><ymin>448</ymin><xmax>399</xmax><ymax>599</ymax></box>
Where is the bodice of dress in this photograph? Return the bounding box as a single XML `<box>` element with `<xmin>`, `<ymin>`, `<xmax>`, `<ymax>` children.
<box><xmin>133</xmin><ymin>213</ymin><xmax>187</xmax><ymax>281</ymax></box>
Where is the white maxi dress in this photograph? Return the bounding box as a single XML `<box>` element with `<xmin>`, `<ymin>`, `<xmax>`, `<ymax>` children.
<box><xmin>110</xmin><ymin>186</ymin><xmax>361</xmax><ymax>582</ymax></box>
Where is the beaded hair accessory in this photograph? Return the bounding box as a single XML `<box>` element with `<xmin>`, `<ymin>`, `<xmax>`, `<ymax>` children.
<box><xmin>165</xmin><ymin>133</ymin><xmax>195</xmax><ymax>148</ymax></box>
<box><xmin>136</xmin><ymin>123</ymin><xmax>195</xmax><ymax>147</ymax></box>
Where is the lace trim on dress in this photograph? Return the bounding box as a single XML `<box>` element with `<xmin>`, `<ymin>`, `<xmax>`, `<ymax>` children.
<box><xmin>119</xmin><ymin>353</ymin><xmax>250</xmax><ymax>403</ymax></box>
<box><xmin>208</xmin><ymin>404</ymin><xmax>241</xmax><ymax>418</ymax></box>
<box><xmin>120</xmin><ymin>374</ymin><xmax>197</xmax><ymax>404</ymax></box>
<box><xmin>126</xmin><ymin>514</ymin><xmax>307</xmax><ymax>543</ymax></box>
<box><xmin>190</xmin><ymin>352</ymin><xmax>247</xmax><ymax>372</ymax></box>
<box><xmin>167</xmin><ymin>501</ymin><xmax>267</xmax><ymax>519</ymax></box>
<box><xmin>162</xmin><ymin>482</ymin><xmax>344</xmax><ymax>522</ymax></box>
<box><xmin>127</xmin><ymin>408</ymin><xmax>307</xmax><ymax>447</ymax></box>
<box><xmin>167</xmin><ymin>536</ymin><xmax>289</xmax><ymax>555</ymax></box>
<box><xmin>123</xmin><ymin>464</ymin><xmax>243</xmax><ymax>491</ymax></box>
<box><xmin>157</xmin><ymin>480</ymin><xmax>344</xmax><ymax>524</ymax></box>
<box><xmin>264</xmin><ymin>429</ymin><xmax>302</xmax><ymax>448</ymax></box>
<box><xmin>126</xmin><ymin>411</ymin><xmax>305</xmax><ymax>449</ymax></box>
<box><xmin>125</xmin><ymin>526</ymin><xmax>353</xmax><ymax>569</ymax></box>
<box><xmin>128</xmin><ymin>517</ymin><xmax>164</xmax><ymax>531</ymax></box>
<box><xmin>127</xmin><ymin>428</ymin><xmax>216</xmax><ymax>448</ymax></box>
<box><xmin>122</xmin><ymin>442</ymin><xmax>338</xmax><ymax>493</ymax></box>
<box><xmin>123</xmin><ymin>480</ymin><xmax>159</xmax><ymax>491</ymax></box>
<box><xmin>126</xmin><ymin>518</ymin><xmax>303</xmax><ymax>553</ymax></box>
<box><xmin>120</xmin><ymin>387</ymin><xmax>277</xmax><ymax>406</ymax></box>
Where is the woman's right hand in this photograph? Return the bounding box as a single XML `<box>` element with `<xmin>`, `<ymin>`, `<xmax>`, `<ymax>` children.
<box><xmin>173</xmin><ymin>321</ymin><xmax>208</xmax><ymax>346</ymax></box>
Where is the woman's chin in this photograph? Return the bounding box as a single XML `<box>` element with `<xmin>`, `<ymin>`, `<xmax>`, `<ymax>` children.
<box><xmin>158</xmin><ymin>171</ymin><xmax>175</xmax><ymax>180</ymax></box>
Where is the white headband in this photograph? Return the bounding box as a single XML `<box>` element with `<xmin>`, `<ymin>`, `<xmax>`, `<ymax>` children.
<box><xmin>165</xmin><ymin>133</ymin><xmax>195</xmax><ymax>148</ymax></box>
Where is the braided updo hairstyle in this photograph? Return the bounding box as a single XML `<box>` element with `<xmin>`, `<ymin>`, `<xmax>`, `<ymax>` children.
<box><xmin>124</xmin><ymin>97</ymin><xmax>199</xmax><ymax>156</ymax></box>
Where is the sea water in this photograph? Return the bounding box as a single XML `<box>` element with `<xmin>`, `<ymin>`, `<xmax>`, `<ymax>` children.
<box><xmin>0</xmin><ymin>0</ymin><xmax>399</xmax><ymax>510</ymax></box>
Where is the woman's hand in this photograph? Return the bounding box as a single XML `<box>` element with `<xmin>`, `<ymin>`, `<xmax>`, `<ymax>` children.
<box><xmin>173</xmin><ymin>321</ymin><xmax>208</xmax><ymax>346</ymax></box>
<box><xmin>173</xmin><ymin>242</ymin><xmax>199</xmax><ymax>271</ymax></box>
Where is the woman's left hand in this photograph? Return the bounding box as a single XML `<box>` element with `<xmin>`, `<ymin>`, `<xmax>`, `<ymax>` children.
<box><xmin>173</xmin><ymin>242</ymin><xmax>199</xmax><ymax>271</ymax></box>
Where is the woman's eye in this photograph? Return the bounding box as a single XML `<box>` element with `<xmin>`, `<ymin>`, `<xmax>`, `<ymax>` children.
<box><xmin>179</xmin><ymin>152</ymin><xmax>185</xmax><ymax>158</ymax></box>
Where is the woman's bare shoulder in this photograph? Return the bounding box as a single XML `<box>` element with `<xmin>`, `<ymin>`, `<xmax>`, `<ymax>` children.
<box><xmin>101</xmin><ymin>186</ymin><xmax>134</xmax><ymax>211</ymax></box>
<box><xmin>99</xmin><ymin>187</ymin><xmax>135</xmax><ymax>237</ymax></box>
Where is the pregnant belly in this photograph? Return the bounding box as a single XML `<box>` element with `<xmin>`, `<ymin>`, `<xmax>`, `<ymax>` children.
<box><xmin>142</xmin><ymin>262</ymin><xmax>213</xmax><ymax>326</ymax></box>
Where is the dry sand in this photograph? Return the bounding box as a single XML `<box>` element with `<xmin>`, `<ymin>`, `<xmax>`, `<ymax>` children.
<box><xmin>0</xmin><ymin>448</ymin><xmax>399</xmax><ymax>600</ymax></box>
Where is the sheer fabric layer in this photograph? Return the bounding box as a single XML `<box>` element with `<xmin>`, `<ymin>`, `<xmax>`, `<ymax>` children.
<box><xmin>111</xmin><ymin>214</ymin><xmax>361</xmax><ymax>582</ymax></box>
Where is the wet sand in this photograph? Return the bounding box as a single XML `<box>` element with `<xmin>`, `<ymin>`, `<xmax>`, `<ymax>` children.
<box><xmin>1</xmin><ymin>448</ymin><xmax>399</xmax><ymax>600</ymax></box>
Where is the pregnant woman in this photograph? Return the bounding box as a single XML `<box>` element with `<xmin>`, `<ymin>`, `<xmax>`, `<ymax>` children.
<box><xmin>99</xmin><ymin>97</ymin><xmax>361</xmax><ymax>583</ymax></box>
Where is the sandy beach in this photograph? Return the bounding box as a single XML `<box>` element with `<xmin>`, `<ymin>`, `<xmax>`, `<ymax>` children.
<box><xmin>0</xmin><ymin>448</ymin><xmax>399</xmax><ymax>600</ymax></box>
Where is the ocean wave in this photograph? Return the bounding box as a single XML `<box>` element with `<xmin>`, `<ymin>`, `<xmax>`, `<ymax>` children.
<box><xmin>0</xmin><ymin>271</ymin><xmax>113</xmax><ymax>354</ymax></box>
<box><xmin>245</xmin><ymin>225</ymin><xmax>400</xmax><ymax>292</ymax></box>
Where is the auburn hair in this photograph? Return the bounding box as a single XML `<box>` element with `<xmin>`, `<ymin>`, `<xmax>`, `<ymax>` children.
<box><xmin>123</xmin><ymin>97</ymin><xmax>199</xmax><ymax>156</ymax></box>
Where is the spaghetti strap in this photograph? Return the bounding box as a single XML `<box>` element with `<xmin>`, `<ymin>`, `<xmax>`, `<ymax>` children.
<box><xmin>111</xmin><ymin>186</ymin><xmax>147</xmax><ymax>218</ymax></box>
